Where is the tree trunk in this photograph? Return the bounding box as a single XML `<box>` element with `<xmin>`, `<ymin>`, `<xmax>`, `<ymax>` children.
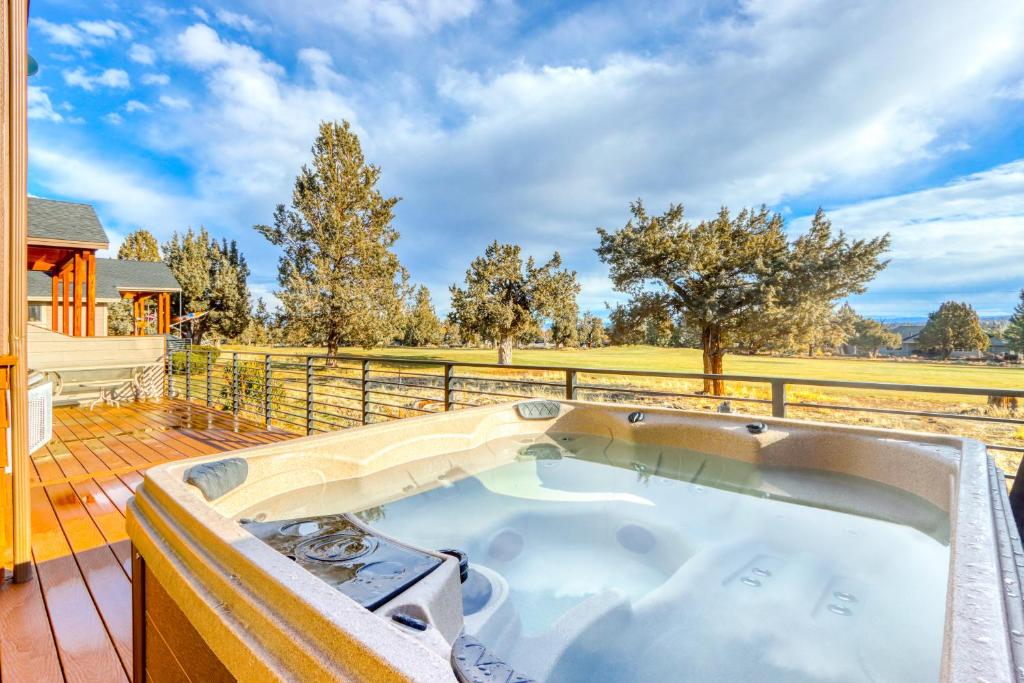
<box><xmin>497</xmin><ymin>337</ymin><xmax>514</xmax><ymax>365</ymax></box>
<box><xmin>700</xmin><ymin>324</ymin><xmax>726</xmax><ymax>396</ymax></box>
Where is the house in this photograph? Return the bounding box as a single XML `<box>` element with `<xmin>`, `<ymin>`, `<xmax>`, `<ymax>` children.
<box><xmin>882</xmin><ymin>324</ymin><xmax>923</xmax><ymax>357</ymax></box>
<box><xmin>884</xmin><ymin>323</ymin><xmax>1013</xmax><ymax>360</ymax></box>
<box><xmin>26</xmin><ymin>197</ymin><xmax>180</xmax><ymax>336</ymax></box>
<box><xmin>987</xmin><ymin>333</ymin><xmax>1013</xmax><ymax>360</ymax></box>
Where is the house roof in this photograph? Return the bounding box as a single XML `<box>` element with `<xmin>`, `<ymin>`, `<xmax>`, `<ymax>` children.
<box><xmin>28</xmin><ymin>197</ymin><xmax>110</xmax><ymax>247</ymax></box>
<box><xmin>28</xmin><ymin>258</ymin><xmax>181</xmax><ymax>301</ymax></box>
<box><xmin>891</xmin><ymin>324</ymin><xmax>924</xmax><ymax>342</ymax></box>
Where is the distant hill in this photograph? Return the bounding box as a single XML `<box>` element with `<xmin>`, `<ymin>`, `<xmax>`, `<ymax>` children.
<box><xmin>879</xmin><ymin>316</ymin><xmax>1009</xmax><ymax>328</ymax></box>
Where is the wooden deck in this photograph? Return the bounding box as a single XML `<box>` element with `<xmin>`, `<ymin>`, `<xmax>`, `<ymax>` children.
<box><xmin>0</xmin><ymin>399</ymin><xmax>296</xmax><ymax>683</ymax></box>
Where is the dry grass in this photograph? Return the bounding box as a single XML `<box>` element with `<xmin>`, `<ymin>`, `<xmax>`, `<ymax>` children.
<box><xmin>212</xmin><ymin>344</ymin><xmax>1024</xmax><ymax>475</ymax></box>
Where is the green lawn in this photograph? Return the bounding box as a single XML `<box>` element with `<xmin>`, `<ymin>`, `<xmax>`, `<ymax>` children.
<box><xmin>225</xmin><ymin>344</ymin><xmax>1024</xmax><ymax>391</ymax></box>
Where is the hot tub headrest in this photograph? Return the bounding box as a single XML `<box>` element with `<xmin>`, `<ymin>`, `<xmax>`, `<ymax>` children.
<box><xmin>517</xmin><ymin>400</ymin><xmax>561</xmax><ymax>420</ymax></box>
<box><xmin>184</xmin><ymin>457</ymin><xmax>249</xmax><ymax>501</ymax></box>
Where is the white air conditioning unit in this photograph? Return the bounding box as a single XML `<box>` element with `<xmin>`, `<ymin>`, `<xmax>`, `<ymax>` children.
<box><xmin>28</xmin><ymin>380</ymin><xmax>53</xmax><ymax>454</ymax></box>
<box><xmin>4</xmin><ymin>373</ymin><xmax>53</xmax><ymax>475</ymax></box>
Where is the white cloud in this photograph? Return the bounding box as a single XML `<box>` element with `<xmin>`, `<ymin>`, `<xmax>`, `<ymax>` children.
<box><xmin>215</xmin><ymin>9</ymin><xmax>267</xmax><ymax>34</ymax></box>
<box><xmin>192</xmin><ymin>6</ymin><xmax>211</xmax><ymax>22</ymax></box>
<box><xmin>30</xmin><ymin>146</ymin><xmax>208</xmax><ymax>239</ymax></box>
<box><xmin>63</xmin><ymin>67</ymin><xmax>130</xmax><ymax>91</ymax></box>
<box><xmin>141</xmin><ymin>73</ymin><xmax>171</xmax><ymax>86</ymax></box>
<box><xmin>995</xmin><ymin>78</ymin><xmax>1024</xmax><ymax>100</ymax></box>
<box><xmin>159</xmin><ymin>95</ymin><xmax>191</xmax><ymax>110</ymax></box>
<box><xmin>794</xmin><ymin>161</ymin><xmax>1024</xmax><ymax>316</ymax></box>
<box><xmin>31</xmin><ymin>18</ymin><xmax>131</xmax><ymax>47</ymax></box>
<box><xmin>27</xmin><ymin>87</ymin><xmax>63</xmax><ymax>123</ymax></box>
<box><xmin>125</xmin><ymin>100</ymin><xmax>152</xmax><ymax>113</ymax></box>
<box><xmin>103</xmin><ymin>112</ymin><xmax>124</xmax><ymax>125</ymax></box>
<box><xmin>28</xmin><ymin>1</ymin><xmax>1024</xmax><ymax>317</ymax></box>
<box><xmin>297</xmin><ymin>48</ymin><xmax>342</xmax><ymax>88</ymax></box>
<box><xmin>77</xmin><ymin>20</ymin><xmax>132</xmax><ymax>41</ymax></box>
<box><xmin>239</xmin><ymin>0</ymin><xmax>480</xmax><ymax>37</ymax></box>
<box><xmin>128</xmin><ymin>43</ymin><xmax>157</xmax><ymax>65</ymax></box>
<box><xmin>162</xmin><ymin>23</ymin><xmax>356</xmax><ymax>201</ymax></box>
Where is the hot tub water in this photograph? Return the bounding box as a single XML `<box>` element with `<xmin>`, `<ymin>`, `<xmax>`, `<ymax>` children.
<box><xmin>352</xmin><ymin>433</ymin><xmax>950</xmax><ymax>682</ymax></box>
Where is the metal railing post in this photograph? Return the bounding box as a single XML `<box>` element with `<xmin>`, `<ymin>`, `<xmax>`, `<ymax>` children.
<box><xmin>265</xmin><ymin>354</ymin><xmax>272</xmax><ymax>429</ymax></box>
<box><xmin>231</xmin><ymin>352</ymin><xmax>239</xmax><ymax>416</ymax></box>
<box><xmin>306</xmin><ymin>356</ymin><xmax>314</xmax><ymax>435</ymax></box>
<box><xmin>565</xmin><ymin>369</ymin><xmax>577</xmax><ymax>400</ymax></box>
<box><xmin>185</xmin><ymin>349</ymin><xmax>191</xmax><ymax>402</ymax></box>
<box><xmin>361</xmin><ymin>360</ymin><xmax>370</xmax><ymax>424</ymax></box>
<box><xmin>167</xmin><ymin>348</ymin><xmax>174</xmax><ymax>398</ymax></box>
<box><xmin>205</xmin><ymin>351</ymin><xmax>212</xmax><ymax>407</ymax></box>
<box><xmin>771</xmin><ymin>379</ymin><xmax>787</xmax><ymax>418</ymax></box>
<box><xmin>444</xmin><ymin>363</ymin><xmax>454</xmax><ymax>411</ymax></box>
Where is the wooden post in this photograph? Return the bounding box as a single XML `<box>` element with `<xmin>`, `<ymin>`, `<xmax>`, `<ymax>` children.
<box><xmin>85</xmin><ymin>251</ymin><xmax>95</xmax><ymax>336</ymax></box>
<box><xmin>51</xmin><ymin>273</ymin><xmax>58</xmax><ymax>330</ymax></box>
<box><xmin>72</xmin><ymin>251</ymin><xmax>83</xmax><ymax>336</ymax></box>
<box><xmin>62</xmin><ymin>268</ymin><xmax>70</xmax><ymax>334</ymax></box>
<box><xmin>156</xmin><ymin>293</ymin><xmax>164</xmax><ymax>334</ymax></box>
<box><xmin>771</xmin><ymin>380</ymin><xmax>787</xmax><ymax>418</ymax></box>
<box><xmin>5</xmin><ymin>0</ymin><xmax>34</xmax><ymax>582</ymax></box>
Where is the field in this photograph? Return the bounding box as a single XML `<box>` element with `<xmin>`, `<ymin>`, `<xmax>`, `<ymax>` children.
<box><xmin>227</xmin><ymin>343</ymin><xmax>1023</xmax><ymax>389</ymax></box>
<box><xmin>207</xmin><ymin>344</ymin><xmax>1024</xmax><ymax>473</ymax></box>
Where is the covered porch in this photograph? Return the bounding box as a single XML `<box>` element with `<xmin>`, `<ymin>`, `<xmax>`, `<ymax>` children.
<box><xmin>124</xmin><ymin>290</ymin><xmax>174</xmax><ymax>336</ymax></box>
<box><xmin>27</xmin><ymin>197</ymin><xmax>111</xmax><ymax>337</ymax></box>
<box><xmin>29</xmin><ymin>243</ymin><xmax>99</xmax><ymax>337</ymax></box>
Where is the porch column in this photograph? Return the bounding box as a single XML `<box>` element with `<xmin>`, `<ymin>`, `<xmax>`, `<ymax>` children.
<box><xmin>51</xmin><ymin>273</ymin><xmax>58</xmax><ymax>331</ymax></box>
<box><xmin>62</xmin><ymin>268</ymin><xmax>70</xmax><ymax>334</ymax></box>
<box><xmin>85</xmin><ymin>251</ymin><xmax>95</xmax><ymax>336</ymax></box>
<box><xmin>73</xmin><ymin>251</ymin><xmax>83</xmax><ymax>336</ymax></box>
<box><xmin>160</xmin><ymin>293</ymin><xmax>171</xmax><ymax>334</ymax></box>
<box><xmin>133</xmin><ymin>297</ymin><xmax>141</xmax><ymax>336</ymax></box>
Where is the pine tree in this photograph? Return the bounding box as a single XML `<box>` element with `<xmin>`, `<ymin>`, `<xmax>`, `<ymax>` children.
<box><xmin>577</xmin><ymin>313</ymin><xmax>606</xmax><ymax>347</ymax></box>
<box><xmin>449</xmin><ymin>241</ymin><xmax>580</xmax><ymax>364</ymax></box>
<box><xmin>1006</xmin><ymin>289</ymin><xmax>1024</xmax><ymax>357</ymax></box>
<box><xmin>849</xmin><ymin>316</ymin><xmax>902</xmax><ymax>357</ymax></box>
<box><xmin>917</xmin><ymin>301</ymin><xmax>990</xmax><ymax>359</ymax></box>
<box><xmin>403</xmin><ymin>286</ymin><xmax>443</xmax><ymax>347</ymax></box>
<box><xmin>257</xmin><ymin>120</ymin><xmax>407</xmax><ymax>354</ymax></box>
<box><xmin>597</xmin><ymin>203</ymin><xmax>890</xmax><ymax>394</ymax></box>
<box><xmin>107</xmin><ymin>299</ymin><xmax>134</xmax><ymax>336</ymax></box>
<box><xmin>163</xmin><ymin>227</ymin><xmax>251</xmax><ymax>342</ymax></box>
<box><xmin>117</xmin><ymin>229</ymin><xmax>161</xmax><ymax>261</ymax></box>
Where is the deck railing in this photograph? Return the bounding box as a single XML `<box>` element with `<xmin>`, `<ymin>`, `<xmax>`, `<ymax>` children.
<box><xmin>166</xmin><ymin>349</ymin><xmax>1024</xmax><ymax>480</ymax></box>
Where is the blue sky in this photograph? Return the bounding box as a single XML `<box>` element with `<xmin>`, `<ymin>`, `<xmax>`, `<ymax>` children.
<box><xmin>25</xmin><ymin>0</ymin><xmax>1024</xmax><ymax>318</ymax></box>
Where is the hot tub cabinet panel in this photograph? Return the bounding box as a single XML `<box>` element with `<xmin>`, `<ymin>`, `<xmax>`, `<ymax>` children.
<box><xmin>126</xmin><ymin>401</ymin><xmax>1024</xmax><ymax>682</ymax></box>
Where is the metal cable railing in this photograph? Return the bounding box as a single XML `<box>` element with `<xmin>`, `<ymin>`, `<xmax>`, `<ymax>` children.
<box><xmin>165</xmin><ymin>349</ymin><xmax>1024</xmax><ymax>479</ymax></box>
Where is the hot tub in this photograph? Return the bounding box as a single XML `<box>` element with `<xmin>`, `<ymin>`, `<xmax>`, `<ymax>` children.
<box><xmin>126</xmin><ymin>400</ymin><xmax>1024</xmax><ymax>682</ymax></box>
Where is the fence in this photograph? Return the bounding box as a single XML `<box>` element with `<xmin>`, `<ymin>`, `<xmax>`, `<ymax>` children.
<box><xmin>166</xmin><ymin>349</ymin><xmax>1024</xmax><ymax>479</ymax></box>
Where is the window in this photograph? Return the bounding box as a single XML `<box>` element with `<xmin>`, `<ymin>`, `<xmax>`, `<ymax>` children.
<box><xmin>28</xmin><ymin>304</ymin><xmax>43</xmax><ymax>323</ymax></box>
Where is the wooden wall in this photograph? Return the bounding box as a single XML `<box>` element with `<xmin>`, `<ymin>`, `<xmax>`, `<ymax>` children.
<box><xmin>2</xmin><ymin>0</ymin><xmax>32</xmax><ymax>582</ymax></box>
<box><xmin>28</xmin><ymin>323</ymin><xmax>165</xmax><ymax>370</ymax></box>
<box><xmin>30</xmin><ymin>302</ymin><xmax>110</xmax><ymax>336</ymax></box>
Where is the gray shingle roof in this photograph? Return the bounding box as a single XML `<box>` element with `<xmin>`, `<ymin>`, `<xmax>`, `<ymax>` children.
<box><xmin>28</xmin><ymin>258</ymin><xmax>181</xmax><ymax>301</ymax></box>
<box><xmin>28</xmin><ymin>197</ymin><xmax>110</xmax><ymax>246</ymax></box>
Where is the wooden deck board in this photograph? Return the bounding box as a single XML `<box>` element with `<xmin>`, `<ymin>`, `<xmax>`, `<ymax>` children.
<box><xmin>1</xmin><ymin>399</ymin><xmax>298</xmax><ymax>683</ymax></box>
